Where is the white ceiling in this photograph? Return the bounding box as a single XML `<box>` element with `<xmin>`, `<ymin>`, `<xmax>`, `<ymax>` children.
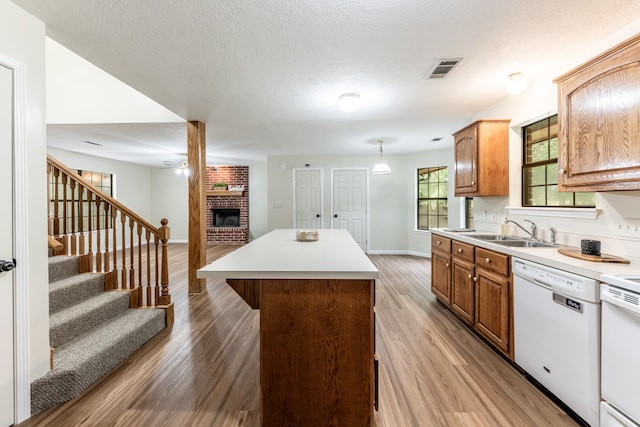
<box><xmin>11</xmin><ymin>0</ymin><xmax>640</xmax><ymax>167</ymax></box>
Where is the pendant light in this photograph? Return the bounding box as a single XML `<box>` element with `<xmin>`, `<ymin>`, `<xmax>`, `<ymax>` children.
<box><xmin>372</xmin><ymin>139</ymin><xmax>392</xmax><ymax>175</ymax></box>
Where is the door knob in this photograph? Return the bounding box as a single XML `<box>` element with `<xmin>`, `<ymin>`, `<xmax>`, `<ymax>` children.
<box><xmin>334</xmin><ymin>214</ymin><xmax>338</xmax><ymax>218</ymax></box>
<box><xmin>0</xmin><ymin>259</ymin><xmax>16</xmax><ymax>272</ymax></box>
<box><xmin>316</xmin><ymin>214</ymin><xmax>320</xmax><ymax>218</ymax></box>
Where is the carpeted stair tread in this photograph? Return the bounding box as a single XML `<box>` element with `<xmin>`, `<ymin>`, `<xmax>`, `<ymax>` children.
<box><xmin>49</xmin><ymin>273</ymin><xmax>105</xmax><ymax>314</ymax></box>
<box><xmin>49</xmin><ymin>291</ymin><xmax>132</xmax><ymax>348</ymax></box>
<box><xmin>48</xmin><ymin>255</ymin><xmax>80</xmax><ymax>283</ymax></box>
<box><xmin>31</xmin><ymin>308</ymin><xmax>166</xmax><ymax>414</ymax></box>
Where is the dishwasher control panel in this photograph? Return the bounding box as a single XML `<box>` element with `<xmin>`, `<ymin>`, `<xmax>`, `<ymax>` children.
<box><xmin>513</xmin><ymin>258</ymin><xmax>600</xmax><ymax>303</ymax></box>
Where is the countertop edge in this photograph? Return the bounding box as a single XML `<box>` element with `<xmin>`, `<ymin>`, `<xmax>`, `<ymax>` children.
<box><xmin>430</xmin><ymin>229</ymin><xmax>640</xmax><ymax>280</ymax></box>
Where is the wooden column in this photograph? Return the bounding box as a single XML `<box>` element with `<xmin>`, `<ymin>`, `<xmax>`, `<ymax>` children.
<box><xmin>187</xmin><ymin>121</ymin><xmax>207</xmax><ymax>294</ymax></box>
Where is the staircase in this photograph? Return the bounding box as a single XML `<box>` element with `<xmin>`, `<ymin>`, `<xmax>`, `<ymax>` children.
<box><xmin>30</xmin><ymin>252</ymin><xmax>167</xmax><ymax>414</ymax></box>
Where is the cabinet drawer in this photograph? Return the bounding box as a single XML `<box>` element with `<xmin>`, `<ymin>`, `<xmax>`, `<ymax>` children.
<box><xmin>452</xmin><ymin>241</ymin><xmax>474</xmax><ymax>262</ymax></box>
<box><xmin>475</xmin><ymin>247</ymin><xmax>509</xmax><ymax>276</ymax></box>
<box><xmin>432</xmin><ymin>236</ymin><xmax>452</xmax><ymax>253</ymax></box>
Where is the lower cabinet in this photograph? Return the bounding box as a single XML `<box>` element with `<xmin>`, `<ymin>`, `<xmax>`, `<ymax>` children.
<box><xmin>475</xmin><ymin>267</ymin><xmax>510</xmax><ymax>354</ymax></box>
<box><xmin>451</xmin><ymin>257</ymin><xmax>475</xmax><ymax>325</ymax></box>
<box><xmin>431</xmin><ymin>236</ymin><xmax>452</xmax><ymax>304</ymax></box>
<box><xmin>430</xmin><ymin>235</ymin><xmax>513</xmax><ymax>360</ymax></box>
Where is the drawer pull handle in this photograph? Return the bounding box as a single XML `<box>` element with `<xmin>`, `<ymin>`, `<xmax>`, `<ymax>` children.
<box><xmin>458</xmin><ymin>248</ymin><xmax>463</xmax><ymax>253</ymax></box>
<box><xmin>485</xmin><ymin>257</ymin><xmax>491</xmax><ymax>263</ymax></box>
<box><xmin>559</xmin><ymin>168</ymin><xmax>565</xmax><ymax>175</ymax></box>
<box><xmin>473</xmin><ymin>277</ymin><xmax>477</xmax><ymax>282</ymax></box>
<box><xmin>468</xmin><ymin>274</ymin><xmax>472</xmax><ymax>279</ymax></box>
<box><xmin>436</xmin><ymin>241</ymin><xmax>441</xmax><ymax>245</ymax></box>
<box><xmin>445</xmin><ymin>263</ymin><xmax>449</xmax><ymax>267</ymax></box>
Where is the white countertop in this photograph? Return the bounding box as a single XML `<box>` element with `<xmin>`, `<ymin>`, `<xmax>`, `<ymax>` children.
<box><xmin>197</xmin><ymin>229</ymin><xmax>379</xmax><ymax>280</ymax></box>
<box><xmin>431</xmin><ymin>229</ymin><xmax>640</xmax><ymax>282</ymax></box>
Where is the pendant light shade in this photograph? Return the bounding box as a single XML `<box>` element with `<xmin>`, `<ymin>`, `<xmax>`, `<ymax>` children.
<box><xmin>371</xmin><ymin>140</ymin><xmax>392</xmax><ymax>175</ymax></box>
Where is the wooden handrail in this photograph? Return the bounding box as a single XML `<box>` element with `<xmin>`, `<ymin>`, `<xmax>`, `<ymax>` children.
<box><xmin>47</xmin><ymin>154</ymin><xmax>171</xmax><ymax>309</ymax></box>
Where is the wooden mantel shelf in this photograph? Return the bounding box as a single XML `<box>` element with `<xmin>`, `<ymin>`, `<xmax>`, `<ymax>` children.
<box><xmin>206</xmin><ymin>190</ymin><xmax>245</xmax><ymax>197</ymax></box>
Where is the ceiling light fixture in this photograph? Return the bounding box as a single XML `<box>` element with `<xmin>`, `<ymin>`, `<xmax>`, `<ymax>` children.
<box><xmin>338</xmin><ymin>93</ymin><xmax>361</xmax><ymax>112</ymax></box>
<box><xmin>175</xmin><ymin>161</ymin><xmax>191</xmax><ymax>176</ymax></box>
<box><xmin>507</xmin><ymin>72</ymin><xmax>527</xmax><ymax>94</ymax></box>
<box><xmin>371</xmin><ymin>139</ymin><xmax>392</xmax><ymax>175</ymax></box>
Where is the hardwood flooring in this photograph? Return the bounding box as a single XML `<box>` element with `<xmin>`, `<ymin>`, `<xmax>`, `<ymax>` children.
<box><xmin>19</xmin><ymin>244</ymin><xmax>580</xmax><ymax>427</ymax></box>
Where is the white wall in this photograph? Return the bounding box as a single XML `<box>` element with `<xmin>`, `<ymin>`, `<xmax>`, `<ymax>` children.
<box><xmin>0</xmin><ymin>0</ymin><xmax>49</xmax><ymax>395</ymax></box>
<box><xmin>267</xmin><ymin>154</ymin><xmax>409</xmax><ymax>253</ymax></box>
<box><xmin>46</xmin><ymin>38</ymin><xmax>183</xmax><ymax>124</ymax></box>
<box><xmin>470</xmin><ymin>17</ymin><xmax>640</xmax><ymax>259</ymax></box>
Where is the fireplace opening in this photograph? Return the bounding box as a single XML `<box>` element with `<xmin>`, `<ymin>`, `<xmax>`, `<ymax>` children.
<box><xmin>212</xmin><ymin>208</ymin><xmax>241</xmax><ymax>227</ymax></box>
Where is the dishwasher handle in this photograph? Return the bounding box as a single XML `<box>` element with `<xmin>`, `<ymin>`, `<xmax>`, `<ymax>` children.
<box><xmin>602</xmin><ymin>284</ymin><xmax>640</xmax><ymax>315</ymax></box>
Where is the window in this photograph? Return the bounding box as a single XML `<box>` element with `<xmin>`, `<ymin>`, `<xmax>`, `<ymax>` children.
<box><xmin>417</xmin><ymin>166</ymin><xmax>448</xmax><ymax>230</ymax></box>
<box><xmin>522</xmin><ymin>115</ymin><xmax>595</xmax><ymax>207</ymax></box>
<box><xmin>49</xmin><ymin>169</ymin><xmax>114</xmax><ymax>233</ymax></box>
<box><xmin>78</xmin><ymin>170</ymin><xmax>114</xmax><ymax>230</ymax></box>
<box><xmin>465</xmin><ymin>197</ymin><xmax>474</xmax><ymax>229</ymax></box>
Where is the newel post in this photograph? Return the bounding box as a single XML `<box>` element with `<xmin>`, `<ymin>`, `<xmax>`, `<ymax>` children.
<box><xmin>158</xmin><ymin>218</ymin><xmax>172</xmax><ymax>305</ymax></box>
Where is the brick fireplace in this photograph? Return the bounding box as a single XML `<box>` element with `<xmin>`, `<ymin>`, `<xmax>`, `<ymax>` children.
<box><xmin>205</xmin><ymin>165</ymin><xmax>249</xmax><ymax>245</ymax></box>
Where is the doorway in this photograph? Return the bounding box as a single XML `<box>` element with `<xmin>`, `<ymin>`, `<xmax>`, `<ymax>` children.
<box><xmin>331</xmin><ymin>169</ymin><xmax>369</xmax><ymax>252</ymax></box>
<box><xmin>293</xmin><ymin>168</ymin><xmax>323</xmax><ymax>229</ymax></box>
<box><xmin>0</xmin><ymin>63</ymin><xmax>15</xmax><ymax>427</ymax></box>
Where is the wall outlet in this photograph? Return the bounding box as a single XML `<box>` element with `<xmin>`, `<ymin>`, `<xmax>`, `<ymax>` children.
<box><xmin>614</xmin><ymin>221</ymin><xmax>640</xmax><ymax>239</ymax></box>
<box><xmin>476</xmin><ymin>209</ymin><xmax>487</xmax><ymax>221</ymax></box>
<box><xmin>488</xmin><ymin>210</ymin><xmax>498</xmax><ymax>223</ymax></box>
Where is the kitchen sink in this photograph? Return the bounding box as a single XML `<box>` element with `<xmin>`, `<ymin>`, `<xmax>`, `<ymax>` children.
<box><xmin>459</xmin><ymin>233</ymin><xmax>500</xmax><ymax>240</ymax></box>
<box><xmin>460</xmin><ymin>233</ymin><xmax>526</xmax><ymax>241</ymax></box>
<box><xmin>488</xmin><ymin>239</ymin><xmax>555</xmax><ymax>248</ymax></box>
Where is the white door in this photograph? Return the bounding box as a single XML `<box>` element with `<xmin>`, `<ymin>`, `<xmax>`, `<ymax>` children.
<box><xmin>294</xmin><ymin>169</ymin><xmax>323</xmax><ymax>229</ymax></box>
<box><xmin>0</xmin><ymin>63</ymin><xmax>15</xmax><ymax>427</ymax></box>
<box><xmin>332</xmin><ymin>169</ymin><xmax>368</xmax><ymax>252</ymax></box>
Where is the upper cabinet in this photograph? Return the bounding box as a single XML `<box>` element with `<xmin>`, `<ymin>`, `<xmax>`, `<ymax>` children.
<box><xmin>554</xmin><ymin>33</ymin><xmax>640</xmax><ymax>192</ymax></box>
<box><xmin>453</xmin><ymin>119</ymin><xmax>510</xmax><ymax>197</ymax></box>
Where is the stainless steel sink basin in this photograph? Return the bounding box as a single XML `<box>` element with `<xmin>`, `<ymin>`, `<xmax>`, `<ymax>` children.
<box><xmin>460</xmin><ymin>233</ymin><xmax>524</xmax><ymax>241</ymax></box>
<box><xmin>459</xmin><ymin>233</ymin><xmax>500</xmax><ymax>240</ymax></box>
<box><xmin>488</xmin><ymin>239</ymin><xmax>555</xmax><ymax>248</ymax></box>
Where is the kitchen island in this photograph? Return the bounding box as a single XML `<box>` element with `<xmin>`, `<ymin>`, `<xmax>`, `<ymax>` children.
<box><xmin>197</xmin><ymin>229</ymin><xmax>379</xmax><ymax>427</ymax></box>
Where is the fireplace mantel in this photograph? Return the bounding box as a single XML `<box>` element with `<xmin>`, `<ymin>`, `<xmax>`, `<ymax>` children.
<box><xmin>206</xmin><ymin>190</ymin><xmax>245</xmax><ymax>197</ymax></box>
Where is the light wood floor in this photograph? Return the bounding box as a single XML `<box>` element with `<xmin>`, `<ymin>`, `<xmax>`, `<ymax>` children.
<box><xmin>19</xmin><ymin>244</ymin><xmax>580</xmax><ymax>427</ymax></box>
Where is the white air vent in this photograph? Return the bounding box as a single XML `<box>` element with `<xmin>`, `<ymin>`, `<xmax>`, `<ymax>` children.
<box><xmin>425</xmin><ymin>58</ymin><xmax>463</xmax><ymax>79</ymax></box>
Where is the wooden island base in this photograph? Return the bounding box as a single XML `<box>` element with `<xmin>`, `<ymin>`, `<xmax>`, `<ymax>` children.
<box><xmin>198</xmin><ymin>230</ymin><xmax>379</xmax><ymax>427</ymax></box>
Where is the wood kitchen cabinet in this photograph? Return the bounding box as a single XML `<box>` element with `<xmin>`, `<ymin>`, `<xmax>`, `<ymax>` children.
<box><xmin>430</xmin><ymin>234</ymin><xmax>513</xmax><ymax>360</ymax></box>
<box><xmin>451</xmin><ymin>241</ymin><xmax>475</xmax><ymax>325</ymax></box>
<box><xmin>474</xmin><ymin>247</ymin><xmax>512</xmax><ymax>358</ymax></box>
<box><xmin>453</xmin><ymin>119</ymin><xmax>510</xmax><ymax>196</ymax></box>
<box><xmin>431</xmin><ymin>236</ymin><xmax>452</xmax><ymax>304</ymax></box>
<box><xmin>554</xmin><ymin>33</ymin><xmax>640</xmax><ymax>191</ymax></box>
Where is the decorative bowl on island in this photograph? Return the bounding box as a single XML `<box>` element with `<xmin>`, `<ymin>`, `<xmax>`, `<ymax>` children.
<box><xmin>296</xmin><ymin>230</ymin><xmax>319</xmax><ymax>242</ymax></box>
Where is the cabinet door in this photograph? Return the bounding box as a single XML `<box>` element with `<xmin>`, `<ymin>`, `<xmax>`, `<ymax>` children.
<box><xmin>454</xmin><ymin>125</ymin><xmax>478</xmax><ymax>195</ymax></box>
<box><xmin>475</xmin><ymin>267</ymin><xmax>510</xmax><ymax>354</ymax></box>
<box><xmin>431</xmin><ymin>250</ymin><xmax>451</xmax><ymax>305</ymax></box>
<box><xmin>556</xmin><ymin>34</ymin><xmax>640</xmax><ymax>191</ymax></box>
<box><xmin>451</xmin><ymin>257</ymin><xmax>475</xmax><ymax>325</ymax></box>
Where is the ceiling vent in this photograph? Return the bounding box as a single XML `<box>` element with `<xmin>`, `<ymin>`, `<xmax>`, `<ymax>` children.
<box><xmin>425</xmin><ymin>58</ymin><xmax>463</xmax><ymax>79</ymax></box>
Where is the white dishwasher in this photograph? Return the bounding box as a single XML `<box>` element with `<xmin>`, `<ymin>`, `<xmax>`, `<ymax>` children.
<box><xmin>513</xmin><ymin>258</ymin><xmax>600</xmax><ymax>427</ymax></box>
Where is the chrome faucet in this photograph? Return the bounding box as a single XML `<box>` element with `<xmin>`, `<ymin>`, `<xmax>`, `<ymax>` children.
<box><xmin>549</xmin><ymin>227</ymin><xmax>557</xmax><ymax>245</ymax></box>
<box><xmin>505</xmin><ymin>219</ymin><xmax>538</xmax><ymax>240</ymax></box>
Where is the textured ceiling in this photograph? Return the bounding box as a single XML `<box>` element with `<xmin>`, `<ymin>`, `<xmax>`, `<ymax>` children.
<box><xmin>10</xmin><ymin>0</ymin><xmax>640</xmax><ymax>167</ymax></box>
